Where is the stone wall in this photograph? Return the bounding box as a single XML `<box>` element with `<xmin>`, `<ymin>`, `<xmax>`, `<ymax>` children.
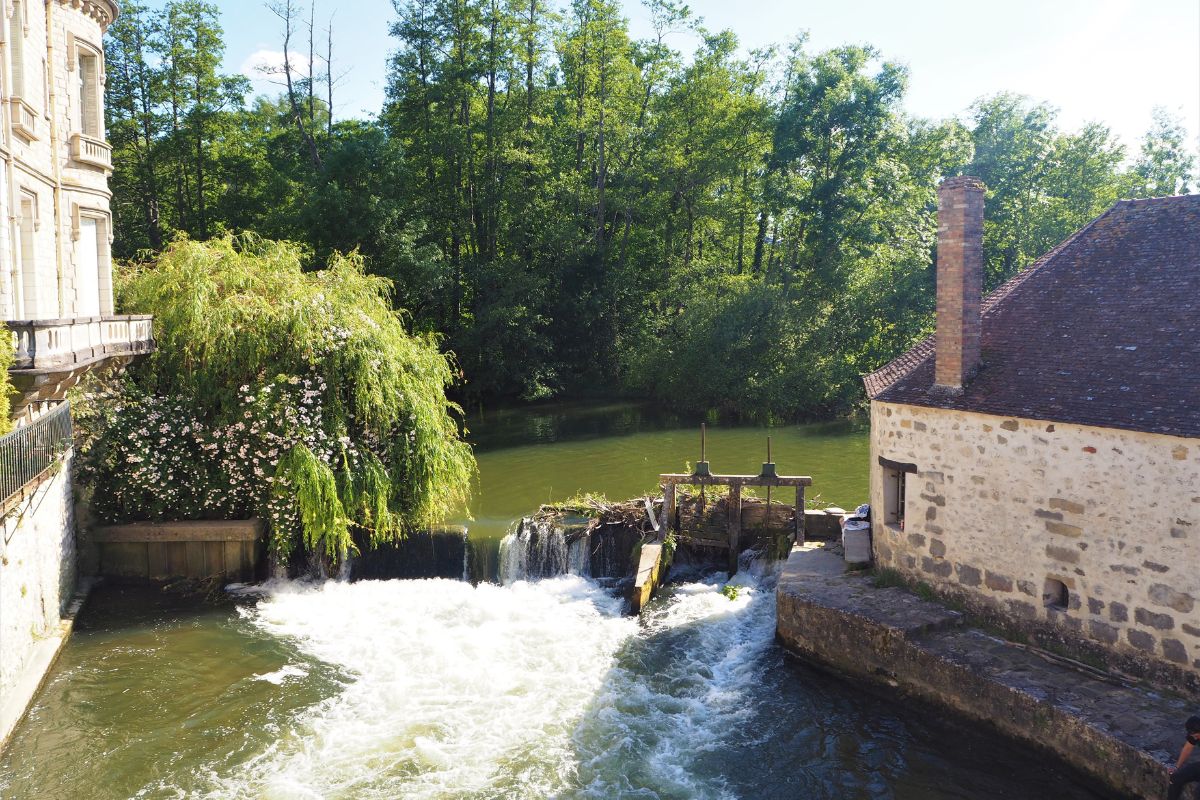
<box><xmin>870</xmin><ymin>401</ymin><xmax>1200</xmax><ymax>690</ymax></box>
<box><xmin>0</xmin><ymin>453</ymin><xmax>76</xmax><ymax>700</ymax></box>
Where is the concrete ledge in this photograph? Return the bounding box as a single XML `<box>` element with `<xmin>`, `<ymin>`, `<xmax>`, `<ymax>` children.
<box><xmin>0</xmin><ymin>578</ymin><xmax>94</xmax><ymax>753</ymax></box>
<box><xmin>91</xmin><ymin>519</ymin><xmax>264</xmax><ymax>542</ymax></box>
<box><xmin>777</xmin><ymin>543</ymin><xmax>1186</xmax><ymax>800</ymax></box>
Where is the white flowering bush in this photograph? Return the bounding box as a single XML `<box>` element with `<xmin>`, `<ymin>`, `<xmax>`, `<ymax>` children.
<box><xmin>76</xmin><ymin>235</ymin><xmax>475</xmax><ymax>564</ymax></box>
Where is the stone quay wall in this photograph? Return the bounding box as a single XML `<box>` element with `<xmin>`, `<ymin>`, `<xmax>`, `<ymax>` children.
<box><xmin>776</xmin><ymin>543</ymin><xmax>1186</xmax><ymax>800</ymax></box>
<box><xmin>0</xmin><ymin>453</ymin><xmax>76</xmax><ymax>707</ymax></box>
<box><xmin>870</xmin><ymin>401</ymin><xmax>1200</xmax><ymax>691</ymax></box>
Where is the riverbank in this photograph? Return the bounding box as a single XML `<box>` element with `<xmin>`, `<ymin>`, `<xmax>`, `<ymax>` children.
<box><xmin>776</xmin><ymin>542</ymin><xmax>1189</xmax><ymax>800</ymax></box>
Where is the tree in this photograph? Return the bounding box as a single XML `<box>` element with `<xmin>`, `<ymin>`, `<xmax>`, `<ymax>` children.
<box><xmin>1129</xmin><ymin>107</ymin><xmax>1195</xmax><ymax>197</ymax></box>
<box><xmin>79</xmin><ymin>236</ymin><xmax>475</xmax><ymax>565</ymax></box>
<box><xmin>105</xmin><ymin>1</ymin><xmax>248</xmax><ymax>256</ymax></box>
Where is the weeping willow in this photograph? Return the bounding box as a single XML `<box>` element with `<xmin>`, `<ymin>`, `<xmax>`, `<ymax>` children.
<box><xmin>116</xmin><ymin>233</ymin><xmax>476</xmax><ymax>562</ymax></box>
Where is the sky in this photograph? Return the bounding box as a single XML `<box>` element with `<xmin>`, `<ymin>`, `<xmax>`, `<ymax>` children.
<box><xmin>214</xmin><ymin>0</ymin><xmax>1200</xmax><ymax>154</ymax></box>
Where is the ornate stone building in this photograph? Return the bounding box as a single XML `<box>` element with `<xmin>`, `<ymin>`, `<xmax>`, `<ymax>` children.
<box><xmin>865</xmin><ymin>179</ymin><xmax>1200</xmax><ymax>691</ymax></box>
<box><xmin>0</xmin><ymin>0</ymin><xmax>152</xmax><ymax>748</ymax></box>
<box><xmin>1</xmin><ymin>0</ymin><xmax>151</xmax><ymax>423</ymax></box>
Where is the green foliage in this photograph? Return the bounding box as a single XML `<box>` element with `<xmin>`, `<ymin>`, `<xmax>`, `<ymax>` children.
<box><xmin>105</xmin><ymin>5</ymin><xmax>1198</xmax><ymax>423</ymax></box>
<box><xmin>78</xmin><ymin>235</ymin><xmax>475</xmax><ymax>563</ymax></box>
<box><xmin>0</xmin><ymin>334</ymin><xmax>13</xmax><ymax>435</ymax></box>
<box><xmin>871</xmin><ymin>567</ymin><xmax>907</xmax><ymax>589</ymax></box>
<box><xmin>721</xmin><ymin>584</ymin><xmax>740</xmax><ymax>601</ymax></box>
<box><xmin>1129</xmin><ymin>107</ymin><xmax>1195</xmax><ymax>198</ymax></box>
<box><xmin>543</xmin><ymin>492</ymin><xmax>611</xmax><ymax>516</ymax></box>
<box><xmin>274</xmin><ymin>444</ymin><xmax>352</xmax><ymax>561</ymax></box>
<box><xmin>662</xmin><ymin>529</ymin><xmax>677</xmax><ymax>564</ymax></box>
<box><xmin>967</xmin><ymin>94</ymin><xmax>1128</xmax><ymax>288</ymax></box>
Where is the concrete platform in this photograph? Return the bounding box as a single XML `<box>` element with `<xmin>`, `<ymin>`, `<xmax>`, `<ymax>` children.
<box><xmin>777</xmin><ymin>543</ymin><xmax>1191</xmax><ymax>800</ymax></box>
<box><xmin>0</xmin><ymin>578</ymin><xmax>93</xmax><ymax>751</ymax></box>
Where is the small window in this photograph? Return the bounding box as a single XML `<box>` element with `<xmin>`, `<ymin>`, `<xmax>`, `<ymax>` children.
<box><xmin>1043</xmin><ymin>577</ymin><xmax>1068</xmax><ymax>610</ymax></box>
<box><xmin>10</xmin><ymin>0</ymin><xmax>26</xmax><ymax>98</ymax></box>
<box><xmin>77</xmin><ymin>49</ymin><xmax>101</xmax><ymax>137</ymax></box>
<box><xmin>883</xmin><ymin>467</ymin><xmax>907</xmax><ymax>529</ymax></box>
<box><xmin>17</xmin><ymin>193</ymin><xmax>38</xmax><ymax>317</ymax></box>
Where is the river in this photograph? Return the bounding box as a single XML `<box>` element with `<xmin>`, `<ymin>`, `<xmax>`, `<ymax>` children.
<box><xmin>0</xmin><ymin>402</ymin><xmax>1110</xmax><ymax>799</ymax></box>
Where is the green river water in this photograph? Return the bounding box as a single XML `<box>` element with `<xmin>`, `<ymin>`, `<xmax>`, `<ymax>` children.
<box><xmin>0</xmin><ymin>402</ymin><xmax>1112</xmax><ymax>799</ymax></box>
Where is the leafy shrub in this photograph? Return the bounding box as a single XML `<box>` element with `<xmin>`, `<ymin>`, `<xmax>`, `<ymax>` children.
<box><xmin>77</xmin><ymin>235</ymin><xmax>475</xmax><ymax>563</ymax></box>
<box><xmin>0</xmin><ymin>332</ymin><xmax>12</xmax><ymax>434</ymax></box>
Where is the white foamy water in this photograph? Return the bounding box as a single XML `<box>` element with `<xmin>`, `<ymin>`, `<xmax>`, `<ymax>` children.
<box><xmin>252</xmin><ymin>664</ymin><xmax>310</xmax><ymax>685</ymax></box>
<box><xmin>566</xmin><ymin>572</ymin><xmax>777</xmax><ymax>800</ymax></box>
<box><xmin>186</xmin><ymin>571</ymin><xmax>774</xmax><ymax>800</ymax></box>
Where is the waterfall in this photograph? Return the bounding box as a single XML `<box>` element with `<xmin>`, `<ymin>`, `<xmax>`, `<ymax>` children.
<box><xmin>498</xmin><ymin>518</ymin><xmax>591</xmax><ymax>584</ymax></box>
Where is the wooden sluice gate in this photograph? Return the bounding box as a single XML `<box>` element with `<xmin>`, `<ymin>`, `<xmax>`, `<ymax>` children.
<box><xmin>629</xmin><ymin>427</ymin><xmax>814</xmax><ymax>613</ymax></box>
<box><xmin>660</xmin><ymin>473</ymin><xmax>812</xmax><ymax>573</ymax></box>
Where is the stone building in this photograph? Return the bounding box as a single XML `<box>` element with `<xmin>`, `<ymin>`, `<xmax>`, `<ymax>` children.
<box><xmin>864</xmin><ymin>178</ymin><xmax>1200</xmax><ymax>691</ymax></box>
<box><xmin>1</xmin><ymin>0</ymin><xmax>153</xmax><ymax>747</ymax></box>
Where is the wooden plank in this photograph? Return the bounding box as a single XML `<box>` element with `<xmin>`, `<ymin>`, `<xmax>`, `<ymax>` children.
<box><xmin>796</xmin><ymin>487</ymin><xmax>806</xmax><ymax>545</ymax></box>
<box><xmin>146</xmin><ymin>542</ymin><xmax>169</xmax><ymax>579</ymax></box>
<box><xmin>728</xmin><ymin>484</ymin><xmax>742</xmax><ymax>575</ymax></box>
<box><xmin>247</xmin><ymin>540</ymin><xmax>261</xmax><ymax>580</ymax></box>
<box><xmin>101</xmin><ymin>542</ymin><xmax>149</xmax><ymax>578</ymax></box>
<box><xmin>166</xmin><ymin>542</ymin><xmax>188</xmax><ymax>577</ymax></box>
<box><xmin>206</xmin><ymin>541</ymin><xmax>224</xmax><ymax>576</ymax></box>
<box><xmin>223</xmin><ymin>540</ymin><xmax>241</xmax><ymax>578</ymax></box>
<box><xmin>628</xmin><ymin>542</ymin><xmax>665</xmax><ymax>615</ymax></box>
<box><xmin>91</xmin><ymin>519</ymin><xmax>265</xmax><ymax>543</ymax></box>
<box><xmin>240</xmin><ymin>541</ymin><xmax>254</xmax><ymax>582</ymax></box>
<box><xmin>185</xmin><ymin>541</ymin><xmax>206</xmax><ymax>579</ymax></box>
<box><xmin>659</xmin><ymin>473</ymin><xmax>812</xmax><ymax>487</ymax></box>
<box><xmin>664</xmin><ymin>484</ymin><xmax>676</xmax><ymax>534</ymax></box>
<box><xmin>643</xmin><ymin>497</ymin><xmax>660</xmax><ymax>533</ymax></box>
<box><xmin>679</xmin><ymin>537</ymin><xmax>729</xmax><ymax>550</ymax></box>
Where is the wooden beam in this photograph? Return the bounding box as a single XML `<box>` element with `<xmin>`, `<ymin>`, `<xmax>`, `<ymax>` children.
<box><xmin>91</xmin><ymin>519</ymin><xmax>265</xmax><ymax>543</ymax></box>
<box><xmin>659</xmin><ymin>473</ymin><xmax>813</xmax><ymax>487</ymax></box>
<box><xmin>663</xmin><ymin>483</ymin><xmax>676</xmax><ymax>534</ymax></box>
<box><xmin>795</xmin><ymin>486</ymin><xmax>805</xmax><ymax>545</ymax></box>
<box><xmin>644</xmin><ymin>496</ymin><xmax>660</xmax><ymax>533</ymax></box>
<box><xmin>728</xmin><ymin>484</ymin><xmax>742</xmax><ymax>575</ymax></box>
<box><xmin>877</xmin><ymin>456</ymin><xmax>918</xmax><ymax>473</ymax></box>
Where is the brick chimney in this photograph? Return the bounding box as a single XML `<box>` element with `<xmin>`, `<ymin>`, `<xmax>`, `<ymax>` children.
<box><xmin>934</xmin><ymin>176</ymin><xmax>985</xmax><ymax>393</ymax></box>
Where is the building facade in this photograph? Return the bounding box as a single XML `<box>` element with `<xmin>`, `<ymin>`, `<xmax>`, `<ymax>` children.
<box><xmin>865</xmin><ymin>181</ymin><xmax>1200</xmax><ymax>691</ymax></box>
<box><xmin>1</xmin><ymin>0</ymin><xmax>151</xmax><ymax>424</ymax></box>
<box><xmin>0</xmin><ymin>0</ymin><xmax>152</xmax><ymax>748</ymax></box>
<box><xmin>2</xmin><ymin>0</ymin><xmax>115</xmax><ymax>321</ymax></box>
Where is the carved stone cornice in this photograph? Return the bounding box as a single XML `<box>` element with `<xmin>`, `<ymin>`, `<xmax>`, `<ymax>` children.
<box><xmin>54</xmin><ymin>0</ymin><xmax>119</xmax><ymax>31</ymax></box>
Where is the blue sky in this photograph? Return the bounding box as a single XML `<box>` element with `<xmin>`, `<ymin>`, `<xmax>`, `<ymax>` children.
<box><xmin>213</xmin><ymin>0</ymin><xmax>1200</xmax><ymax>154</ymax></box>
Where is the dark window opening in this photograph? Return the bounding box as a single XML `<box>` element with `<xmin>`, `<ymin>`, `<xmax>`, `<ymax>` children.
<box><xmin>1043</xmin><ymin>578</ymin><xmax>1069</xmax><ymax>610</ymax></box>
<box><xmin>884</xmin><ymin>467</ymin><xmax>907</xmax><ymax>529</ymax></box>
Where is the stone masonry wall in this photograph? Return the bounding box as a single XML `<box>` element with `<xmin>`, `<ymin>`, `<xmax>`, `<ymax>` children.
<box><xmin>870</xmin><ymin>401</ymin><xmax>1200</xmax><ymax>689</ymax></box>
<box><xmin>0</xmin><ymin>453</ymin><xmax>76</xmax><ymax>700</ymax></box>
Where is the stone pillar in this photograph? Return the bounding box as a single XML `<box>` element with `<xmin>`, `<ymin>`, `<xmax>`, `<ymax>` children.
<box><xmin>934</xmin><ymin>176</ymin><xmax>985</xmax><ymax>393</ymax></box>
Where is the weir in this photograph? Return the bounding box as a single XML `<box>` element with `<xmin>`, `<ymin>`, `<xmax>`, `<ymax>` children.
<box><xmin>492</xmin><ymin>429</ymin><xmax>816</xmax><ymax>614</ymax></box>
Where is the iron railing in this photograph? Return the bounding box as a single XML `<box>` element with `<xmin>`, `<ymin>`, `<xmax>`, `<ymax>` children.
<box><xmin>0</xmin><ymin>401</ymin><xmax>73</xmax><ymax>506</ymax></box>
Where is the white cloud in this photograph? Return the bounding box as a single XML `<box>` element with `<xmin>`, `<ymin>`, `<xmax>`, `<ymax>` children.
<box><xmin>240</xmin><ymin>48</ymin><xmax>312</xmax><ymax>96</ymax></box>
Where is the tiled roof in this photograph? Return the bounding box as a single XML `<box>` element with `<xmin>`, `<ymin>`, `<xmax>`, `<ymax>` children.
<box><xmin>864</xmin><ymin>195</ymin><xmax>1200</xmax><ymax>439</ymax></box>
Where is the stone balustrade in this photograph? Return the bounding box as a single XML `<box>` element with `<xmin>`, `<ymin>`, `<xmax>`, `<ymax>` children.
<box><xmin>7</xmin><ymin>314</ymin><xmax>154</xmax><ymax>371</ymax></box>
<box><xmin>69</xmin><ymin>132</ymin><xmax>113</xmax><ymax>171</ymax></box>
<box><xmin>5</xmin><ymin>315</ymin><xmax>155</xmax><ymax>419</ymax></box>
